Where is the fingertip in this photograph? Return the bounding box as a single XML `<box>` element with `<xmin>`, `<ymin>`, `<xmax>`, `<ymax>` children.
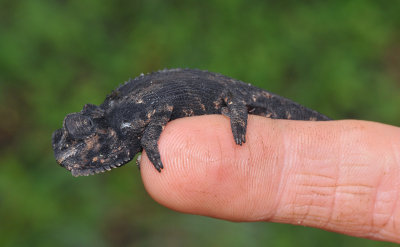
<box><xmin>140</xmin><ymin>115</ymin><xmax>282</xmax><ymax>220</ymax></box>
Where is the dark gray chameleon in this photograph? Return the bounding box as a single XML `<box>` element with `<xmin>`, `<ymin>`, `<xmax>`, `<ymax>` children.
<box><xmin>52</xmin><ymin>68</ymin><xmax>330</xmax><ymax>176</ymax></box>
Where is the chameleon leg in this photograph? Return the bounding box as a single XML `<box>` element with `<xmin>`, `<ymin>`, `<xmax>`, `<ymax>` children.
<box><xmin>221</xmin><ymin>91</ymin><xmax>248</xmax><ymax>145</ymax></box>
<box><xmin>140</xmin><ymin>103</ymin><xmax>173</xmax><ymax>172</ymax></box>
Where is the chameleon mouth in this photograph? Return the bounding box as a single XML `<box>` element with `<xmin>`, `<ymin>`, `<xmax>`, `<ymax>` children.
<box><xmin>70</xmin><ymin>165</ymin><xmax>118</xmax><ymax>177</ymax></box>
<box><xmin>65</xmin><ymin>156</ymin><xmax>134</xmax><ymax>177</ymax></box>
<box><xmin>53</xmin><ymin>126</ymin><xmax>135</xmax><ymax>176</ymax></box>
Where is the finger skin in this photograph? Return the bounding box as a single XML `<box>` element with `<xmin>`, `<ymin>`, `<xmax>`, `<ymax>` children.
<box><xmin>140</xmin><ymin>115</ymin><xmax>400</xmax><ymax>243</ymax></box>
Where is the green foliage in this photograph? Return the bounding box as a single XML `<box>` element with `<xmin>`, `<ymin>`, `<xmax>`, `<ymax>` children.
<box><xmin>0</xmin><ymin>0</ymin><xmax>399</xmax><ymax>246</ymax></box>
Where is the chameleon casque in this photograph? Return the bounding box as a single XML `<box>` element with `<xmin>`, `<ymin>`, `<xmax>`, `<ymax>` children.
<box><xmin>52</xmin><ymin>68</ymin><xmax>330</xmax><ymax>176</ymax></box>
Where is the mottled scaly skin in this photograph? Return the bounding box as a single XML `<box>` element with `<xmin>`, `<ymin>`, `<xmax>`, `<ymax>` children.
<box><xmin>52</xmin><ymin>68</ymin><xmax>330</xmax><ymax>176</ymax></box>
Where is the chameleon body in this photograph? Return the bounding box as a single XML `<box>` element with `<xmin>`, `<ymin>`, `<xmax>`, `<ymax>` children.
<box><xmin>52</xmin><ymin>68</ymin><xmax>330</xmax><ymax>176</ymax></box>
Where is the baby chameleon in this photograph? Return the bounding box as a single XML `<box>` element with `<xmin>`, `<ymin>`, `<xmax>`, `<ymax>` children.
<box><xmin>52</xmin><ymin>68</ymin><xmax>330</xmax><ymax>176</ymax></box>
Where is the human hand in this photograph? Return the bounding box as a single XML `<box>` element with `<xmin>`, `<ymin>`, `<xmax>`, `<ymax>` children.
<box><xmin>140</xmin><ymin>115</ymin><xmax>400</xmax><ymax>243</ymax></box>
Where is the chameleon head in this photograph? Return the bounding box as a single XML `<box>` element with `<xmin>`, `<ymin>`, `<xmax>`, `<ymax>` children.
<box><xmin>51</xmin><ymin>104</ymin><xmax>137</xmax><ymax>176</ymax></box>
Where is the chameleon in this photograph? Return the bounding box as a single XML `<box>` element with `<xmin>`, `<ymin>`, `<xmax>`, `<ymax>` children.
<box><xmin>52</xmin><ymin>68</ymin><xmax>330</xmax><ymax>176</ymax></box>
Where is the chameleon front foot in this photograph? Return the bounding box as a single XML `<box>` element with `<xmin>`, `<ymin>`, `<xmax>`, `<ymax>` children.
<box><xmin>231</xmin><ymin>119</ymin><xmax>247</xmax><ymax>145</ymax></box>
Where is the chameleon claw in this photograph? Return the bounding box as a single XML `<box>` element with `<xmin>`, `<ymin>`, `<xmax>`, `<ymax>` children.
<box><xmin>153</xmin><ymin>160</ymin><xmax>163</xmax><ymax>172</ymax></box>
<box><xmin>235</xmin><ymin>137</ymin><xmax>243</xmax><ymax>145</ymax></box>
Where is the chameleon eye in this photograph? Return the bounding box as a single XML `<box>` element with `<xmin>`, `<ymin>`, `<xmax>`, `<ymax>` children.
<box><xmin>64</xmin><ymin>113</ymin><xmax>94</xmax><ymax>139</ymax></box>
<box><xmin>51</xmin><ymin>128</ymin><xmax>63</xmax><ymax>148</ymax></box>
<box><xmin>82</xmin><ymin>104</ymin><xmax>104</xmax><ymax>118</ymax></box>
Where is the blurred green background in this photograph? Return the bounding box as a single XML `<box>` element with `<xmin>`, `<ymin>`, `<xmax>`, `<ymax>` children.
<box><xmin>1</xmin><ymin>0</ymin><xmax>400</xmax><ymax>246</ymax></box>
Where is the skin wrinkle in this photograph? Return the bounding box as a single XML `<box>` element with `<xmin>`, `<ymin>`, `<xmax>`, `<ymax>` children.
<box><xmin>280</xmin><ymin>121</ymin><xmax>337</xmax><ymax>230</ymax></box>
<box><xmin>298</xmin><ymin>172</ymin><xmax>337</xmax><ymax>181</ymax></box>
<box><xmin>262</xmin><ymin>120</ymin><xmax>285</xmax><ymax>222</ymax></box>
<box><xmin>269</xmin><ymin>132</ymin><xmax>283</xmax><ymax>214</ymax></box>
<box><xmin>283</xmin><ymin>123</ymin><xmax>315</xmax><ymax>225</ymax></box>
<box><xmin>371</xmin><ymin>171</ymin><xmax>385</xmax><ymax>238</ymax></box>
<box><xmin>298</xmin><ymin>124</ymin><xmax>318</xmax><ymax>225</ymax></box>
<box><xmin>232</xmin><ymin>138</ymin><xmax>260</xmax><ymax>219</ymax></box>
<box><xmin>373</xmin><ymin>137</ymin><xmax>395</xmax><ymax>237</ymax></box>
<box><xmin>295</xmin><ymin>141</ymin><xmax>310</xmax><ymax>225</ymax></box>
<box><xmin>296</xmin><ymin>167</ymin><xmax>322</xmax><ymax>224</ymax></box>
<box><xmin>391</xmin><ymin>142</ymin><xmax>400</xmax><ymax>229</ymax></box>
<box><xmin>240</xmin><ymin>140</ymin><xmax>254</xmax><ymax>217</ymax></box>
<box><xmin>297</xmin><ymin>175</ymin><xmax>335</xmax><ymax>226</ymax></box>
<box><xmin>253</xmin><ymin>123</ymin><xmax>279</xmax><ymax>221</ymax></box>
<box><xmin>385</xmin><ymin>143</ymin><xmax>400</xmax><ymax>239</ymax></box>
<box><xmin>325</xmin><ymin>130</ymin><xmax>341</xmax><ymax>230</ymax></box>
<box><xmin>394</xmin><ymin>152</ymin><xmax>400</xmax><ymax>237</ymax></box>
<box><xmin>275</xmin><ymin>120</ymin><xmax>301</xmax><ymax>223</ymax></box>
<box><xmin>304</xmin><ymin>189</ymin><xmax>321</xmax><ymax>224</ymax></box>
<box><xmin>333</xmin><ymin>126</ymin><xmax>364</xmax><ymax>232</ymax></box>
<box><xmin>246</xmin><ymin>120</ymin><xmax>279</xmax><ymax>220</ymax></box>
<box><xmin>337</xmin><ymin>183</ymin><xmax>374</xmax><ymax>191</ymax></box>
<box><xmin>346</xmin><ymin>124</ymin><xmax>398</xmax><ymax>240</ymax></box>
